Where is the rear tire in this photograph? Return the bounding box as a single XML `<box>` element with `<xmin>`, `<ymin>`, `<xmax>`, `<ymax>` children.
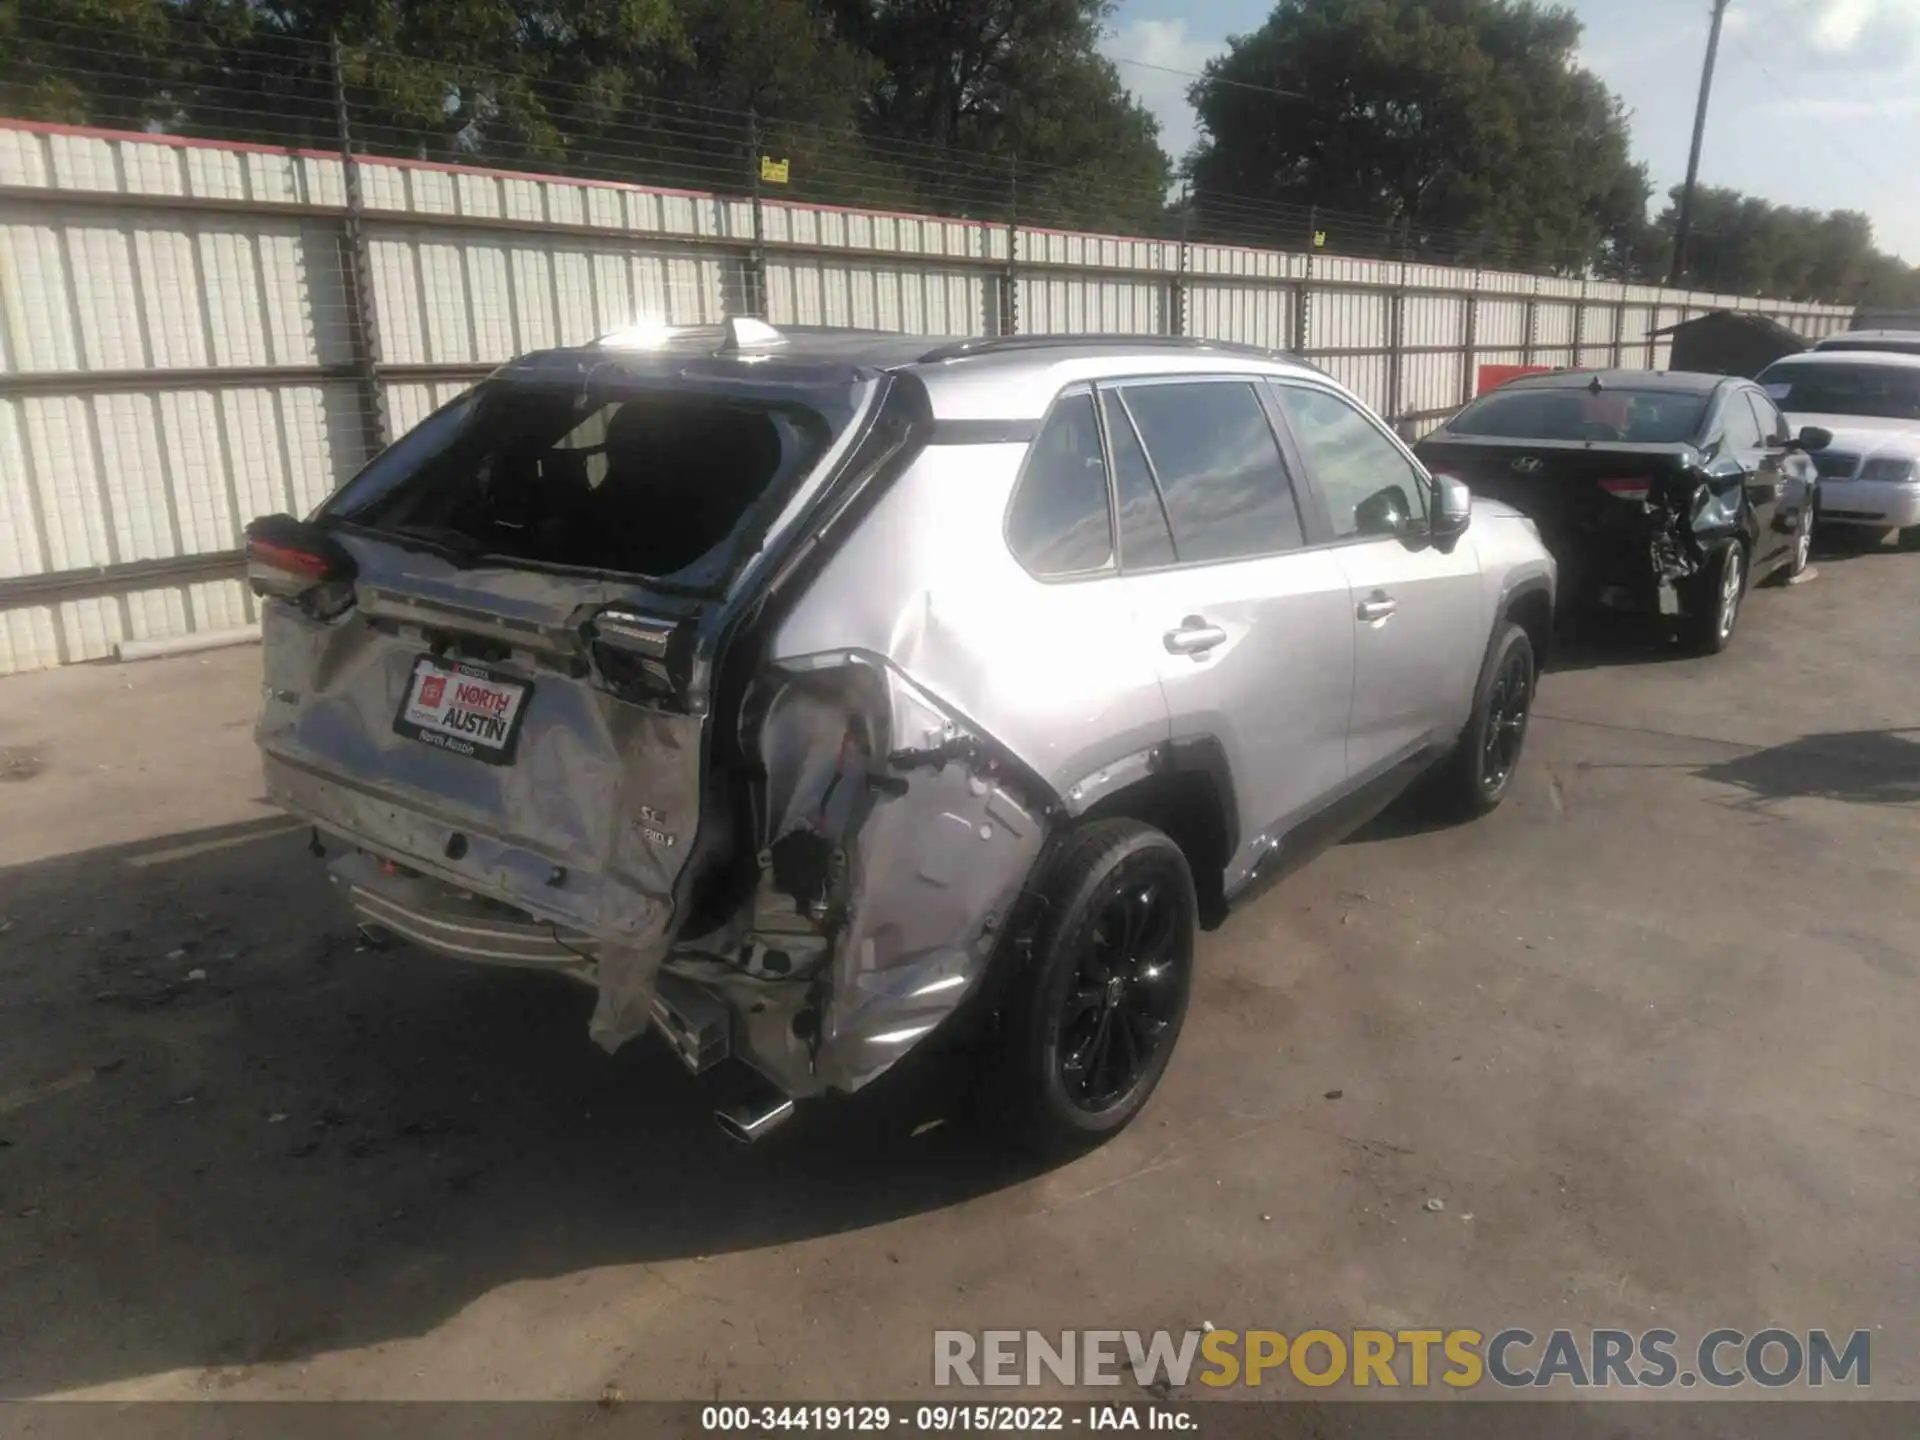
<box><xmin>988</xmin><ymin>819</ymin><xmax>1196</xmax><ymax>1156</ymax></box>
<box><xmin>1682</xmin><ymin>540</ymin><xmax>1745</xmax><ymax>655</ymax></box>
<box><xmin>1782</xmin><ymin>503</ymin><xmax>1814</xmax><ymax>580</ymax></box>
<box><xmin>1429</xmin><ymin>622</ymin><xmax>1536</xmax><ymax>820</ymax></box>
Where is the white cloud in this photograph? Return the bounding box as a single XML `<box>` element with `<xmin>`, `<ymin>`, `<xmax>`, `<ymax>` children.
<box><xmin>1098</xmin><ymin>18</ymin><xmax>1228</xmax><ymax>163</ymax></box>
<box><xmin>1750</xmin><ymin>0</ymin><xmax>1920</xmax><ymax>72</ymax></box>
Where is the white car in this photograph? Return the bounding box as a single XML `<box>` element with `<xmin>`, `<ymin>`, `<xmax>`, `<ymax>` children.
<box><xmin>1755</xmin><ymin>350</ymin><xmax>1920</xmax><ymax>546</ymax></box>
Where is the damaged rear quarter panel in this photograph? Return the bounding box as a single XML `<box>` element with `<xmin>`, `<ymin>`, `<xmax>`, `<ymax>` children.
<box><xmin>735</xmin><ymin>441</ymin><xmax>1173</xmax><ymax>1095</ymax></box>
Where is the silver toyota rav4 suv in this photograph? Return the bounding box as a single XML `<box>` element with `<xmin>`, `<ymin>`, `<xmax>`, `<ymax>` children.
<box><xmin>248</xmin><ymin>322</ymin><xmax>1555</xmax><ymax>1152</ymax></box>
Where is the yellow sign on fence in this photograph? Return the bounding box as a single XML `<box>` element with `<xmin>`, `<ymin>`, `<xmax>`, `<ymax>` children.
<box><xmin>760</xmin><ymin>156</ymin><xmax>790</xmax><ymax>185</ymax></box>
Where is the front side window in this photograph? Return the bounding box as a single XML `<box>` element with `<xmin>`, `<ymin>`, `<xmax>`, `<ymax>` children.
<box><xmin>1005</xmin><ymin>391</ymin><xmax>1114</xmax><ymax>577</ymax></box>
<box><xmin>1117</xmin><ymin>381</ymin><xmax>1304</xmax><ymax>564</ymax></box>
<box><xmin>1274</xmin><ymin>384</ymin><xmax>1429</xmax><ymax>539</ymax></box>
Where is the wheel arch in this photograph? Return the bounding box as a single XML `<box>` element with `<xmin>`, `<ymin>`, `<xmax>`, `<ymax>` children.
<box><xmin>1500</xmin><ymin>577</ymin><xmax>1554</xmax><ymax>672</ymax></box>
<box><xmin>1076</xmin><ymin>737</ymin><xmax>1237</xmax><ymax>930</ymax></box>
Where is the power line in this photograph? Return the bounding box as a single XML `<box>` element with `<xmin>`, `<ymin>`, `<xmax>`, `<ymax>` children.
<box><xmin>1719</xmin><ymin>25</ymin><xmax>1902</xmax><ymax>191</ymax></box>
<box><xmin>1107</xmin><ymin>53</ymin><xmax>1308</xmax><ymax>103</ymax></box>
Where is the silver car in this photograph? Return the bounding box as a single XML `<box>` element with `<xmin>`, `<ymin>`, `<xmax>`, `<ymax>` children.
<box><xmin>247</xmin><ymin>323</ymin><xmax>1556</xmax><ymax>1152</ymax></box>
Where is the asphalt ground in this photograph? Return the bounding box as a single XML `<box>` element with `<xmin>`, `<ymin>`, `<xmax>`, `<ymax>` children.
<box><xmin>0</xmin><ymin>539</ymin><xmax>1914</xmax><ymax>1405</ymax></box>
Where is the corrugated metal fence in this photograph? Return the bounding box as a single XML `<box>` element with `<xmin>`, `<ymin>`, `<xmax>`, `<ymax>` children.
<box><xmin>0</xmin><ymin>118</ymin><xmax>1853</xmax><ymax>675</ymax></box>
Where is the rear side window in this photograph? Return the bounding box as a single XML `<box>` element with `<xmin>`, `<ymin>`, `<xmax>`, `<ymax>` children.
<box><xmin>1100</xmin><ymin>390</ymin><xmax>1177</xmax><ymax>568</ymax></box>
<box><xmin>329</xmin><ymin>385</ymin><xmax>827</xmax><ymax>581</ymax></box>
<box><xmin>1745</xmin><ymin>391</ymin><xmax>1788</xmax><ymax>445</ymax></box>
<box><xmin>1006</xmin><ymin>392</ymin><xmax>1114</xmax><ymax>577</ymax></box>
<box><xmin>1720</xmin><ymin>391</ymin><xmax>1766</xmax><ymax>451</ymax></box>
<box><xmin>1119</xmin><ymin>382</ymin><xmax>1304</xmax><ymax>564</ymax></box>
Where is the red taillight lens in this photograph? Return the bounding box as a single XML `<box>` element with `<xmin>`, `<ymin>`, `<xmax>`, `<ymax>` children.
<box><xmin>1597</xmin><ymin>476</ymin><xmax>1652</xmax><ymax>501</ymax></box>
<box><xmin>247</xmin><ymin>537</ymin><xmax>335</xmax><ymax>583</ymax></box>
<box><xmin>244</xmin><ymin>514</ymin><xmax>356</xmax><ymax>615</ymax></box>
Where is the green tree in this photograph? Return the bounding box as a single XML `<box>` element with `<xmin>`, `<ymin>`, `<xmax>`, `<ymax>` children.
<box><xmin>1651</xmin><ymin>186</ymin><xmax>1916</xmax><ymax>306</ymax></box>
<box><xmin>828</xmin><ymin>0</ymin><xmax>1171</xmax><ymax>227</ymax></box>
<box><xmin>1185</xmin><ymin>0</ymin><xmax>1649</xmax><ymax>270</ymax></box>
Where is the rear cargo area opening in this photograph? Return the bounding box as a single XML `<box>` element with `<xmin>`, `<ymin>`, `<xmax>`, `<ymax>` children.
<box><xmin>328</xmin><ymin>386</ymin><xmax>830</xmax><ymax>580</ymax></box>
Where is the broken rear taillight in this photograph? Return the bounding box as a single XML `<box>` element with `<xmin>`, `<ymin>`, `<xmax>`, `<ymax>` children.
<box><xmin>588</xmin><ymin>608</ymin><xmax>697</xmax><ymax>711</ymax></box>
<box><xmin>244</xmin><ymin>514</ymin><xmax>358</xmax><ymax>618</ymax></box>
<box><xmin>1597</xmin><ymin>476</ymin><xmax>1653</xmax><ymax>502</ymax></box>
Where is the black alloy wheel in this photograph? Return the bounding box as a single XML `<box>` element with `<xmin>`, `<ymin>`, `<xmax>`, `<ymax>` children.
<box><xmin>1480</xmin><ymin>642</ymin><xmax>1533</xmax><ymax>794</ymax></box>
<box><xmin>1054</xmin><ymin>871</ymin><xmax>1186</xmax><ymax>1112</ymax></box>
<box><xmin>989</xmin><ymin>819</ymin><xmax>1196</xmax><ymax>1153</ymax></box>
<box><xmin>1428</xmin><ymin>621</ymin><xmax>1536</xmax><ymax>820</ymax></box>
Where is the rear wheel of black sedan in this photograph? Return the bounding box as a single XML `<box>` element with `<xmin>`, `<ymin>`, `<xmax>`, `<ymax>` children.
<box><xmin>1682</xmin><ymin>540</ymin><xmax>1745</xmax><ymax>655</ymax></box>
<box><xmin>1785</xmin><ymin>502</ymin><xmax>1815</xmax><ymax>580</ymax></box>
<box><xmin>989</xmin><ymin>819</ymin><xmax>1196</xmax><ymax>1155</ymax></box>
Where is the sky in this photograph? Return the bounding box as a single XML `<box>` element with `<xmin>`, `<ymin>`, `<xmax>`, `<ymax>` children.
<box><xmin>1099</xmin><ymin>0</ymin><xmax>1920</xmax><ymax>262</ymax></box>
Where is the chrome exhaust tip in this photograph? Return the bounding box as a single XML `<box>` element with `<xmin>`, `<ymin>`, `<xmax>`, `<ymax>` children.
<box><xmin>715</xmin><ymin>1093</ymin><xmax>796</xmax><ymax>1144</ymax></box>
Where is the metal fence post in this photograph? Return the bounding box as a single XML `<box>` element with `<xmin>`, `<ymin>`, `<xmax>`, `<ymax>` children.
<box><xmin>1170</xmin><ymin>184</ymin><xmax>1190</xmax><ymax>338</ymax></box>
<box><xmin>1522</xmin><ymin>277</ymin><xmax>1540</xmax><ymax>369</ymax></box>
<box><xmin>746</xmin><ymin>109</ymin><xmax>768</xmax><ymax>318</ymax></box>
<box><xmin>1461</xmin><ymin>270</ymin><xmax>1480</xmax><ymax>407</ymax></box>
<box><xmin>330</xmin><ymin>35</ymin><xmax>388</xmax><ymax>456</ymax></box>
<box><xmin>1293</xmin><ymin>207</ymin><xmax>1316</xmax><ymax>356</ymax></box>
<box><xmin>1575</xmin><ymin>266</ymin><xmax>1590</xmax><ymax>366</ymax></box>
<box><xmin>999</xmin><ymin>155</ymin><xmax>1020</xmax><ymax>336</ymax></box>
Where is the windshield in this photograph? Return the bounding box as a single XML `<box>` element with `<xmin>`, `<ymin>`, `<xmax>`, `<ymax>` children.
<box><xmin>1760</xmin><ymin>361</ymin><xmax>1920</xmax><ymax>419</ymax></box>
<box><xmin>1445</xmin><ymin>387</ymin><xmax>1709</xmax><ymax>444</ymax></box>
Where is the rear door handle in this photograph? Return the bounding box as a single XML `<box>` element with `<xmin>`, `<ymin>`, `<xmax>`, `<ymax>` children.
<box><xmin>1357</xmin><ymin>594</ymin><xmax>1398</xmax><ymax>623</ymax></box>
<box><xmin>1164</xmin><ymin>618</ymin><xmax>1227</xmax><ymax>656</ymax></box>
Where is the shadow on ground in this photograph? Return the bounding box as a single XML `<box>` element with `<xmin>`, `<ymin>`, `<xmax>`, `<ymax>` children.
<box><xmin>0</xmin><ymin>820</ymin><xmax>1042</xmax><ymax>1397</ymax></box>
<box><xmin>1697</xmin><ymin>728</ymin><xmax>1920</xmax><ymax>808</ymax></box>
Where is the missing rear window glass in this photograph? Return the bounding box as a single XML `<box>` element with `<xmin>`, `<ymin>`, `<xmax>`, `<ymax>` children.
<box><xmin>330</xmin><ymin>386</ymin><xmax>829</xmax><ymax>581</ymax></box>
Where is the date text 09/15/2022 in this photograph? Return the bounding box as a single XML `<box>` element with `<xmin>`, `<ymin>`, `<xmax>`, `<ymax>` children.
<box><xmin>700</xmin><ymin>1405</ymin><xmax>1193</xmax><ymax>1432</ymax></box>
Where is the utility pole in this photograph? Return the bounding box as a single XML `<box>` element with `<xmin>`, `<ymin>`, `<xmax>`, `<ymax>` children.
<box><xmin>1668</xmin><ymin>0</ymin><xmax>1731</xmax><ymax>287</ymax></box>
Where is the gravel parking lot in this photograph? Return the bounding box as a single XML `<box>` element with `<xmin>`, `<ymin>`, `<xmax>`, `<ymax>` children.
<box><xmin>0</xmin><ymin>543</ymin><xmax>1915</xmax><ymax>1404</ymax></box>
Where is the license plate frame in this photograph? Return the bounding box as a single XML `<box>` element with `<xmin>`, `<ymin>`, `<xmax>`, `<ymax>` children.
<box><xmin>393</xmin><ymin>656</ymin><xmax>534</xmax><ymax>766</ymax></box>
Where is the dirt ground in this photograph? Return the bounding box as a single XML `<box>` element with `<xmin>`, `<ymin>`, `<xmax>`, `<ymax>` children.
<box><xmin>0</xmin><ymin>542</ymin><xmax>1915</xmax><ymax>1404</ymax></box>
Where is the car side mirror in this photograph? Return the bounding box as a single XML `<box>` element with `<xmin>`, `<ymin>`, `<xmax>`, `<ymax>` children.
<box><xmin>1431</xmin><ymin>473</ymin><xmax>1472</xmax><ymax>541</ymax></box>
<box><xmin>1788</xmin><ymin>425</ymin><xmax>1833</xmax><ymax>453</ymax></box>
<box><xmin>1354</xmin><ymin>484</ymin><xmax>1415</xmax><ymax>537</ymax></box>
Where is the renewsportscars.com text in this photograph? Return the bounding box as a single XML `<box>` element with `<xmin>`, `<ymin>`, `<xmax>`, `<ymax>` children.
<box><xmin>933</xmin><ymin>1328</ymin><xmax>1871</xmax><ymax>1390</ymax></box>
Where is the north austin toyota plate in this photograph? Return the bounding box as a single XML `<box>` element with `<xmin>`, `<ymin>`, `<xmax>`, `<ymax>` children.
<box><xmin>393</xmin><ymin>656</ymin><xmax>533</xmax><ymax>765</ymax></box>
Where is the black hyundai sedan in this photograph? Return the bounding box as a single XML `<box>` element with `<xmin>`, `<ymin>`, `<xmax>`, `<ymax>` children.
<box><xmin>1414</xmin><ymin>370</ymin><xmax>1828</xmax><ymax>653</ymax></box>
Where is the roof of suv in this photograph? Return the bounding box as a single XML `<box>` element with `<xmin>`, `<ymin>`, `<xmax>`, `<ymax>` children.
<box><xmin>1764</xmin><ymin>349</ymin><xmax>1920</xmax><ymax>370</ymax></box>
<box><xmin>493</xmin><ymin>322</ymin><xmax>1330</xmax><ymax>423</ymax></box>
<box><xmin>1814</xmin><ymin>330</ymin><xmax>1920</xmax><ymax>348</ymax></box>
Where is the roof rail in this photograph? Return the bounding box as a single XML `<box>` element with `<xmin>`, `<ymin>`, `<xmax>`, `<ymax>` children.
<box><xmin>916</xmin><ymin>333</ymin><xmax>1304</xmax><ymax>365</ymax></box>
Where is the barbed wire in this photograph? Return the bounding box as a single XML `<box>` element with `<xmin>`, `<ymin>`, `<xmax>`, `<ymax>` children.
<box><xmin>0</xmin><ymin>11</ymin><xmax>1848</xmax><ymax>295</ymax></box>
